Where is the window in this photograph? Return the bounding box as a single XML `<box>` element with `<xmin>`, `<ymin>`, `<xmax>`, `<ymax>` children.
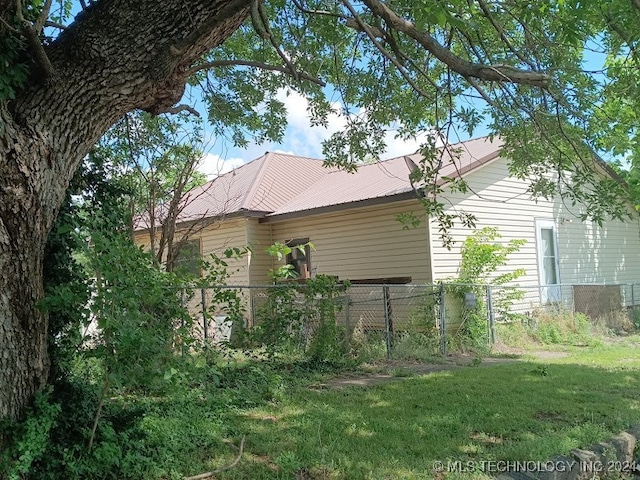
<box><xmin>535</xmin><ymin>219</ymin><xmax>560</xmax><ymax>303</ymax></box>
<box><xmin>286</xmin><ymin>238</ymin><xmax>311</xmax><ymax>278</ymax></box>
<box><xmin>173</xmin><ymin>239</ymin><xmax>202</xmax><ymax>276</ymax></box>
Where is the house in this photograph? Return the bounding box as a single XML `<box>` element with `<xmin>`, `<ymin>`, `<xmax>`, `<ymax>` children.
<box><xmin>133</xmin><ymin>136</ymin><xmax>640</xmax><ymax>325</ymax></box>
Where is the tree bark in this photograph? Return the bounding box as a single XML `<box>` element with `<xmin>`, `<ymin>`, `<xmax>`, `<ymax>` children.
<box><xmin>0</xmin><ymin>0</ymin><xmax>251</xmax><ymax>422</ymax></box>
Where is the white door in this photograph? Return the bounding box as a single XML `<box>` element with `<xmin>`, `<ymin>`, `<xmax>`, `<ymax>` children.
<box><xmin>536</xmin><ymin>219</ymin><xmax>561</xmax><ymax>303</ymax></box>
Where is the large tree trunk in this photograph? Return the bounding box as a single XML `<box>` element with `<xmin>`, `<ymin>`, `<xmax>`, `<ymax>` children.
<box><xmin>0</xmin><ymin>106</ymin><xmax>52</xmax><ymax>421</ymax></box>
<box><xmin>0</xmin><ymin>0</ymin><xmax>251</xmax><ymax>422</ymax></box>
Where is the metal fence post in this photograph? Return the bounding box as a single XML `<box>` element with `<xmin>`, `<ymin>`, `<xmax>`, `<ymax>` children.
<box><xmin>383</xmin><ymin>285</ymin><xmax>392</xmax><ymax>358</ymax></box>
<box><xmin>487</xmin><ymin>285</ymin><xmax>496</xmax><ymax>346</ymax></box>
<box><xmin>633</xmin><ymin>284</ymin><xmax>637</xmax><ymax>326</ymax></box>
<box><xmin>180</xmin><ymin>289</ymin><xmax>187</xmax><ymax>357</ymax></box>
<box><xmin>344</xmin><ymin>294</ymin><xmax>351</xmax><ymax>349</ymax></box>
<box><xmin>201</xmin><ymin>287</ymin><xmax>208</xmax><ymax>343</ymax></box>
<box><xmin>439</xmin><ymin>283</ymin><xmax>446</xmax><ymax>356</ymax></box>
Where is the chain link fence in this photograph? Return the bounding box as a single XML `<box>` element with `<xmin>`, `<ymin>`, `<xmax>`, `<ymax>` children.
<box><xmin>183</xmin><ymin>282</ymin><xmax>640</xmax><ymax>357</ymax></box>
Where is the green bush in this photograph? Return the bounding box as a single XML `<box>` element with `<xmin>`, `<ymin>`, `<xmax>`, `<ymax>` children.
<box><xmin>0</xmin><ymin>388</ymin><xmax>60</xmax><ymax>479</ymax></box>
<box><xmin>0</xmin><ymin>378</ymin><xmax>156</xmax><ymax>480</ymax></box>
<box><xmin>497</xmin><ymin>310</ymin><xmax>600</xmax><ymax>347</ymax></box>
<box><xmin>253</xmin><ymin>273</ymin><xmax>348</xmax><ymax>363</ymax></box>
<box><xmin>446</xmin><ymin>227</ymin><xmax>526</xmax><ymax>352</ymax></box>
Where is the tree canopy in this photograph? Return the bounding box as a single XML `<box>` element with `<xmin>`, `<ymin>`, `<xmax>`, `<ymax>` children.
<box><xmin>3</xmin><ymin>0</ymin><xmax>639</xmax><ymax>216</ymax></box>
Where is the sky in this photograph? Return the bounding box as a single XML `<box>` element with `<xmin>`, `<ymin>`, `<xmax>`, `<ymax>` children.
<box><xmin>194</xmin><ymin>89</ymin><xmax>458</xmax><ymax>180</ymax></box>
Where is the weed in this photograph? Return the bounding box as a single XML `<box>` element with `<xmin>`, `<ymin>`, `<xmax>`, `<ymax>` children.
<box><xmin>497</xmin><ymin>309</ymin><xmax>603</xmax><ymax>348</ymax></box>
<box><xmin>445</xmin><ymin>227</ymin><xmax>526</xmax><ymax>353</ymax></box>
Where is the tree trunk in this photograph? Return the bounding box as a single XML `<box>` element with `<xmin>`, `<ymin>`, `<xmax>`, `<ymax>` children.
<box><xmin>0</xmin><ymin>0</ymin><xmax>251</xmax><ymax>422</ymax></box>
<box><xmin>0</xmin><ymin>106</ymin><xmax>52</xmax><ymax>421</ymax></box>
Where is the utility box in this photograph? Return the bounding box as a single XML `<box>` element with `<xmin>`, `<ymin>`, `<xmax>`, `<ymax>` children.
<box><xmin>464</xmin><ymin>292</ymin><xmax>477</xmax><ymax>309</ymax></box>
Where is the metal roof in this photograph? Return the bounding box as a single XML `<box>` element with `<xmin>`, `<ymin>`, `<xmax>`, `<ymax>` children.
<box><xmin>268</xmin><ymin>136</ymin><xmax>503</xmax><ymax>218</ymax></box>
<box><xmin>134</xmin><ymin>136</ymin><xmax>503</xmax><ymax>230</ymax></box>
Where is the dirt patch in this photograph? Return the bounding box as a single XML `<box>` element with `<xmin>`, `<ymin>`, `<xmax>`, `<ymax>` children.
<box><xmin>528</xmin><ymin>350</ymin><xmax>570</xmax><ymax>360</ymax></box>
<box><xmin>311</xmin><ymin>350</ymin><xmax>569</xmax><ymax>390</ymax></box>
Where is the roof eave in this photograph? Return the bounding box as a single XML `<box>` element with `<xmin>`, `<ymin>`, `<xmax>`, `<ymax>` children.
<box><xmin>133</xmin><ymin>209</ymin><xmax>270</xmax><ymax>234</ymax></box>
<box><xmin>260</xmin><ymin>191</ymin><xmax>419</xmax><ymax>223</ymax></box>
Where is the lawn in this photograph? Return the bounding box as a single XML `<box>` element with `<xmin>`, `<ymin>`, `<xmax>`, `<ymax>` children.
<box><xmin>147</xmin><ymin>337</ymin><xmax>640</xmax><ymax>480</ymax></box>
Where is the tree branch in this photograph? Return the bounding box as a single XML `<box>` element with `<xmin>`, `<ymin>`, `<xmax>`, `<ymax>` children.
<box><xmin>164</xmin><ymin>104</ymin><xmax>201</xmax><ymax>116</ymax></box>
<box><xmin>184</xmin><ymin>436</ymin><xmax>245</xmax><ymax>480</ymax></box>
<box><xmin>342</xmin><ymin>0</ymin><xmax>431</xmax><ymax>98</ymax></box>
<box><xmin>170</xmin><ymin>0</ymin><xmax>251</xmax><ymax>57</ymax></box>
<box><xmin>250</xmin><ymin>0</ymin><xmax>268</xmax><ymax>38</ymax></box>
<box><xmin>44</xmin><ymin>19</ymin><xmax>67</xmax><ymax>30</ymax></box>
<box><xmin>254</xmin><ymin>0</ymin><xmax>300</xmax><ymax>82</ymax></box>
<box><xmin>15</xmin><ymin>0</ymin><xmax>56</xmax><ymax>83</ymax></box>
<box><xmin>290</xmin><ymin>0</ymin><xmax>349</xmax><ymax>22</ymax></box>
<box><xmin>34</xmin><ymin>0</ymin><xmax>52</xmax><ymax>33</ymax></box>
<box><xmin>344</xmin><ymin>17</ymin><xmax>385</xmax><ymax>38</ymax></box>
<box><xmin>186</xmin><ymin>59</ymin><xmax>325</xmax><ymax>86</ymax></box>
<box><xmin>361</xmin><ymin>0</ymin><xmax>550</xmax><ymax>88</ymax></box>
<box><xmin>475</xmin><ymin>0</ymin><xmax>536</xmax><ymax>69</ymax></box>
<box><xmin>464</xmin><ymin>75</ymin><xmax>496</xmax><ymax>107</ymax></box>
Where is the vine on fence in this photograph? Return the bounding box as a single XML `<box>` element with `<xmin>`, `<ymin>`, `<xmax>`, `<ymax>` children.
<box><xmin>448</xmin><ymin>227</ymin><xmax>526</xmax><ymax>351</ymax></box>
<box><xmin>197</xmin><ymin>247</ymin><xmax>249</xmax><ymax>348</ymax></box>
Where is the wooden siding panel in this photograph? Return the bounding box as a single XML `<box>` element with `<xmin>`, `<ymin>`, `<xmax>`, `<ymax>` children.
<box><xmin>431</xmin><ymin>156</ymin><xmax>640</xmax><ymax>294</ymax></box>
<box><xmin>246</xmin><ymin>218</ymin><xmax>273</xmax><ymax>284</ymax></box>
<box><xmin>270</xmin><ymin>200</ymin><xmax>432</xmax><ymax>284</ymax></box>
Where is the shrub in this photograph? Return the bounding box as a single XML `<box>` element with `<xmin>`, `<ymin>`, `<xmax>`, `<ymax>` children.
<box><xmin>496</xmin><ymin>309</ymin><xmax>602</xmax><ymax>347</ymax></box>
<box><xmin>446</xmin><ymin>227</ymin><xmax>526</xmax><ymax>352</ymax></box>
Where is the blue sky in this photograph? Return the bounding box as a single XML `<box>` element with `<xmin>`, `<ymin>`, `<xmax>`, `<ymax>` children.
<box><xmin>194</xmin><ymin>87</ymin><xmax>488</xmax><ymax>180</ymax></box>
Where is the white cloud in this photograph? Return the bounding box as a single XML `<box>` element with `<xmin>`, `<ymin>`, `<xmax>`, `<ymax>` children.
<box><xmin>197</xmin><ymin>153</ymin><xmax>246</xmax><ymax>180</ymax></box>
<box><xmin>275</xmin><ymin>90</ymin><xmax>440</xmax><ymax>160</ymax></box>
<box><xmin>205</xmin><ymin>89</ymin><xmax>444</xmax><ymax>163</ymax></box>
<box><xmin>275</xmin><ymin>89</ymin><xmax>347</xmax><ymax>158</ymax></box>
<box><xmin>380</xmin><ymin>130</ymin><xmax>444</xmax><ymax>160</ymax></box>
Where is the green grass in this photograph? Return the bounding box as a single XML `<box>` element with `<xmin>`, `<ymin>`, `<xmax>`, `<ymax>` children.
<box><xmin>216</xmin><ymin>360</ymin><xmax>640</xmax><ymax>479</ymax></box>
<box><xmin>137</xmin><ymin>337</ymin><xmax>640</xmax><ymax>480</ymax></box>
<box><xmin>47</xmin><ymin>337</ymin><xmax>640</xmax><ymax>479</ymax></box>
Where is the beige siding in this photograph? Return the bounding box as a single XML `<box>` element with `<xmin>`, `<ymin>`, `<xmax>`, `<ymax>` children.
<box><xmin>558</xmin><ymin>214</ymin><xmax>640</xmax><ymax>285</ymax></box>
<box><xmin>246</xmin><ymin>218</ymin><xmax>274</xmax><ymax>284</ymax></box>
<box><xmin>199</xmin><ymin>219</ymin><xmax>250</xmax><ymax>285</ymax></box>
<box><xmin>134</xmin><ymin>220</ymin><xmax>251</xmax><ymax>284</ymax></box>
<box><xmin>430</xmin><ymin>157</ymin><xmax>548</xmax><ymax>287</ymax></box>
<box><xmin>269</xmin><ymin>200</ymin><xmax>432</xmax><ymax>284</ymax></box>
<box><xmin>133</xmin><ymin>232</ymin><xmax>151</xmax><ymax>251</ymax></box>
<box><xmin>431</xmin><ymin>156</ymin><xmax>640</xmax><ymax>293</ymax></box>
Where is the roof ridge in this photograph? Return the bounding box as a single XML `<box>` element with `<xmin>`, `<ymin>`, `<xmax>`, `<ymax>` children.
<box><xmin>380</xmin><ymin>135</ymin><xmax>502</xmax><ymax>162</ymax></box>
<box><xmin>240</xmin><ymin>151</ymin><xmax>275</xmax><ymax>210</ymax></box>
<box><xmin>189</xmin><ymin>153</ymin><xmax>257</xmax><ymax>193</ymax></box>
<box><xmin>266</xmin><ymin>151</ymin><xmax>324</xmax><ymax>161</ymax></box>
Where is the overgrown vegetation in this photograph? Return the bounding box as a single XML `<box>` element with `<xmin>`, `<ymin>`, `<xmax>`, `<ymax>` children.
<box><xmin>2</xmin><ymin>177</ymin><xmax>637</xmax><ymax>479</ymax></box>
<box><xmin>7</xmin><ymin>335</ymin><xmax>640</xmax><ymax>479</ymax></box>
<box><xmin>0</xmin><ymin>218</ymin><xmax>353</xmax><ymax>478</ymax></box>
<box><xmin>250</xmin><ymin>242</ymin><xmax>349</xmax><ymax>363</ymax></box>
<box><xmin>397</xmin><ymin>228</ymin><xmax>527</xmax><ymax>357</ymax></box>
<box><xmin>0</xmin><ymin>157</ymin><xmax>197</xmax><ymax>479</ymax></box>
<box><xmin>496</xmin><ymin>310</ymin><xmax>597</xmax><ymax>348</ymax></box>
<box><xmin>495</xmin><ymin>305</ymin><xmax>640</xmax><ymax>349</ymax></box>
<box><xmin>447</xmin><ymin>227</ymin><xmax>526</xmax><ymax>352</ymax></box>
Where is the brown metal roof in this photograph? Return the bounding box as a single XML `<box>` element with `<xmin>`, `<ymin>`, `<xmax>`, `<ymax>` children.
<box><xmin>267</xmin><ymin>136</ymin><xmax>503</xmax><ymax>218</ymax></box>
<box><xmin>134</xmin><ymin>136</ymin><xmax>503</xmax><ymax>230</ymax></box>
<box><xmin>134</xmin><ymin>151</ymin><xmax>333</xmax><ymax>230</ymax></box>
